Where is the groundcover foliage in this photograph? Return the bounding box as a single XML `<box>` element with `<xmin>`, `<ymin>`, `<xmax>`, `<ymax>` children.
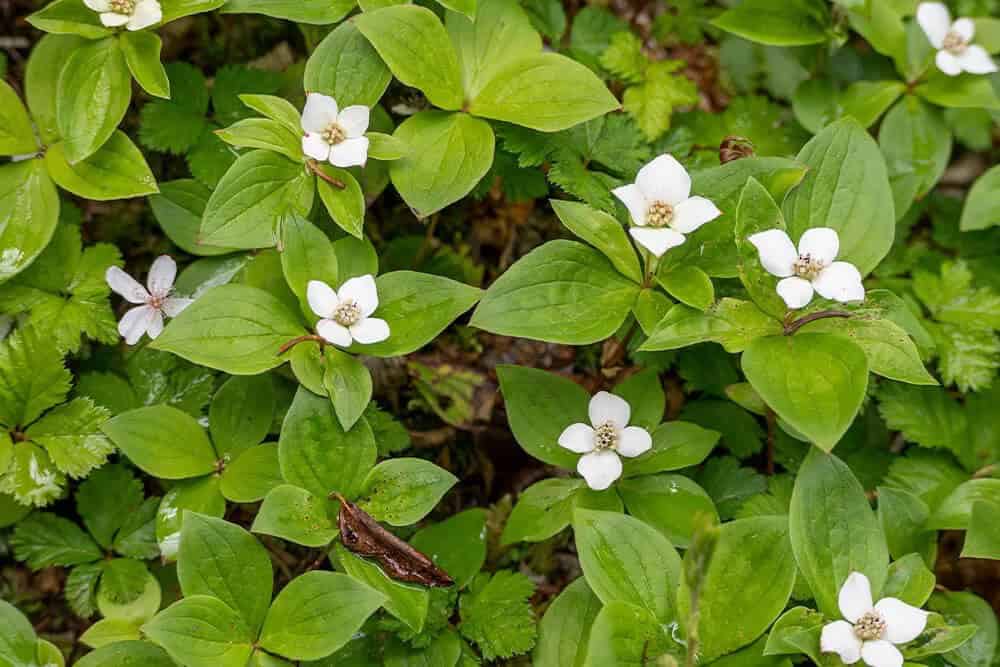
<box><xmin>2</xmin><ymin>0</ymin><xmax>1000</xmax><ymax>664</ymax></box>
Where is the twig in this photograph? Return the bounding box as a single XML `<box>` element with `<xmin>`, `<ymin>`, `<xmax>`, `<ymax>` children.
<box><xmin>306</xmin><ymin>159</ymin><xmax>345</xmax><ymax>189</ymax></box>
<box><xmin>277</xmin><ymin>334</ymin><xmax>326</xmax><ymax>355</ymax></box>
<box><xmin>783</xmin><ymin>309</ymin><xmax>851</xmax><ymax>336</ymax></box>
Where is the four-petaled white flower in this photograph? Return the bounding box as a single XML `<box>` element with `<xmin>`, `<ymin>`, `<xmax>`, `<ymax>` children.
<box><xmin>917</xmin><ymin>2</ymin><xmax>997</xmax><ymax>76</ymax></box>
<box><xmin>301</xmin><ymin>93</ymin><xmax>370</xmax><ymax>168</ymax></box>
<box><xmin>612</xmin><ymin>154</ymin><xmax>722</xmax><ymax>258</ymax></box>
<box><xmin>821</xmin><ymin>572</ymin><xmax>928</xmax><ymax>667</ymax></box>
<box><xmin>748</xmin><ymin>227</ymin><xmax>865</xmax><ymax>309</ymax></box>
<box><xmin>308</xmin><ymin>275</ymin><xmax>390</xmax><ymax>347</ymax></box>
<box><xmin>84</xmin><ymin>0</ymin><xmax>162</xmax><ymax>30</ymax></box>
<box><xmin>557</xmin><ymin>392</ymin><xmax>652</xmax><ymax>491</ymax></box>
<box><xmin>105</xmin><ymin>255</ymin><xmax>192</xmax><ymax>345</ymax></box>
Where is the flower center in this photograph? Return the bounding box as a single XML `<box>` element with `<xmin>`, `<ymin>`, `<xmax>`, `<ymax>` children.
<box><xmin>646</xmin><ymin>201</ymin><xmax>674</xmax><ymax>228</ymax></box>
<box><xmin>854</xmin><ymin>611</ymin><xmax>887</xmax><ymax>641</ymax></box>
<box><xmin>942</xmin><ymin>30</ymin><xmax>969</xmax><ymax>54</ymax></box>
<box><xmin>109</xmin><ymin>0</ymin><xmax>136</xmax><ymax>13</ymax></box>
<box><xmin>593</xmin><ymin>421</ymin><xmax>618</xmax><ymax>451</ymax></box>
<box><xmin>322</xmin><ymin>122</ymin><xmax>347</xmax><ymax>146</ymax></box>
<box><xmin>147</xmin><ymin>293</ymin><xmax>165</xmax><ymax>310</ymax></box>
<box><xmin>792</xmin><ymin>254</ymin><xmax>825</xmax><ymax>280</ymax></box>
<box><xmin>333</xmin><ymin>300</ymin><xmax>362</xmax><ymax>327</ymax></box>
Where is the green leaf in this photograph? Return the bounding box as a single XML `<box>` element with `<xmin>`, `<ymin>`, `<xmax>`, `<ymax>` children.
<box><xmin>26</xmin><ymin>0</ymin><xmax>111</xmax><ymax>40</ymax></box>
<box><xmin>782</xmin><ymin>117</ymin><xmax>895</xmax><ymax>275</ymax></box>
<box><xmin>209</xmin><ymin>374</ymin><xmax>275</xmax><ymax>458</ymax></box>
<box><xmin>411</xmin><ymin>509</ymin><xmax>488</xmax><ymax>589</ymax></box>
<box><xmin>80</xmin><ymin>619</ymin><xmax>143</xmax><ymax>649</ymax></box>
<box><xmin>501</xmin><ymin>478</ymin><xmax>582</xmax><ymax>545</ymax></box>
<box><xmin>960</xmin><ymin>164</ymin><xmax>1000</xmax><ymax>231</ymax></box>
<box><xmin>220</xmin><ymin>445</ymin><xmax>282</xmax><ymax>503</ymax></box>
<box><xmin>904</xmin><ymin>615</ymin><xmax>978</xmax><ymax>660</ymax></box>
<box><xmin>216</xmin><ymin>119</ymin><xmax>302</xmax><ymax>162</ymax></box>
<box><xmin>251</xmin><ymin>484</ymin><xmax>339</xmax><ymax>547</ymax></box>
<box><xmin>119</xmin><ymin>31</ymin><xmax>169</xmax><ymax>98</ymax></box>
<box><xmin>962</xmin><ymin>500</ymin><xmax>1000</xmax><ymax>559</ymax></box>
<box><xmin>0</xmin><ymin>160</ymin><xmax>60</xmax><ymax>284</ymax></box>
<box><xmin>152</xmin><ymin>284</ymin><xmax>306</xmax><ymax>374</ymax></box>
<box><xmin>496</xmin><ymin>365</ymin><xmax>588</xmax><ymax>469</ymax></box>
<box><xmin>12</xmin><ymin>512</ymin><xmax>101</xmax><ymax>569</ymax></box>
<box><xmin>323</xmin><ymin>349</ymin><xmax>373</xmax><ymax>431</ymax></box>
<box><xmin>315</xmin><ymin>166</ymin><xmax>366</xmax><ymax>238</ymax></box>
<box><xmin>879</xmin><ymin>96</ymin><xmax>952</xmax><ymax>218</ymax></box>
<box><xmin>622</xmin><ymin>420</ymin><xmax>719</xmax><ymax>477</ymax></box>
<box><xmin>622</xmin><ymin>60</ymin><xmax>699</xmax><ymax>141</ymax></box>
<box><xmin>678</xmin><ymin>516</ymin><xmax>795</xmax><ymax>661</ymax></box>
<box><xmin>76</xmin><ymin>463</ymin><xmax>144</xmax><ymax>550</ymax></box>
<box><xmin>712</xmin><ymin>0</ymin><xmax>829</xmax><ymax>46</ymax></box>
<box><xmin>239</xmin><ymin>94</ymin><xmax>301</xmax><ymax>135</ymax></box>
<box><xmin>657</xmin><ymin>265</ymin><xmax>714</xmax><ymax>311</ymax></box>
<box><xmin>839</xmin><ymin>80</ymin><xmax>905</xmax><ymax>128</ymax></box>
<box><xmin>45</xmin><ymin>131</ymin><xmax>159</xmax><ymax>201</ymax></box>
<box><xmin>927</xmin><ymin>590</ymin><xmax>997</xmax><ymax>667</ymax></box>
<box><xmin>550</xmin><ymin>199</ymin><xmax>642</xmax><ymax>283</ymax></box>
<box><xmin>74</xmin><ymin>640</ymin><xmax>175</xmax><ymax>667</ymax></box>
<box><xmin>573</xmin><ymin>508</ymin><xmax>681</xmax><ymax>622</ymax></box>
<box><xmin>97</xmin><ymin>558</ymin><xmax>156</xmax><ymax>613</ymax></box>
<box><xmin>0</xmin><ymin>81</ymin><xmax>37</xmax><ymax>156</ymax></box>
<box><xmin>279</xmin><ymin>387</ymin><xmax>377</xmax><ymax>499</ymax></box>
<box><xmin>366</xmin><ymin>132</ymin><xmax>406</xmax><ymax>160</ymax></box>
<box><xmin>200</xmin><ymin>150</ymin><xmax>314</xmax><ymax>249</ymax></box>
<box><xmin>304</xmin><ymin>22</ymin><xmax>391</xmax><ymax>108</ymax></box>
<box><xmin>877</xmin><ymin>486</ymin><xmax>934</xmax><ymax>563</ymax></box>
<box><xmin>459</xmin><ymin>571</ymin><xmax>537</xmax><ymax>661</ymax></box>
<box><xmin>619</xmin><ymin>474</ymin><xmax>718</xmax><ymax>548</ymax></box>
<box><xmin>178</xmin><ymin>513</ymin><xmax>273</xmax><ymax>634</ymax></box>
<box><xmin>883</xmin><ymin>552</ymin><xmax>935</xmax><ymax>607</ymax></box>
<box><xmin>335</xmin><ymin>543</ymin><xmax>430</xmax><ymax>633</ymax></box>
<box><xmin>150</xmin><ymin>180</ymin><xmax>235</xmax><ymax>256</ymax></box>
<box><xmin>535</xmin><ymin>577</ymin><xmax>601</xmax><ymax>667</ymax></box>
<box><xmin>472</xmin><ymin>240</ymin><xmax>639</xmax><ymax>344</ymax></box>
<box><xmin>734</xmin><ymin>177</ymin><xmax>796</xmax><ymax>318</ymax></box>
<box><xmin>0</xmin><ymin>600</ymin><xmax>39</xmax><ymax>667</ymax></box>
<box><xmin>389</xmin><ymin>111</ymin><xmax>495</xmax><ymax>218</ymax></box>
<box><xmin>353</xmin><ymin>271</ymin><xmax>481</xmax><ymax>357</ymax></box>
<box><xmin>789</xmin><ymin>448</ymin><xmax>889</xmax><ymax>618</ymax></box>
<box><xmin>220</xmin><ymin>0</ymin><xmax>354</xmax><ymax>24</ymax></box>
<box><xmin>25</xmin><ymin>34</ymin><xmax>85</xmax><ymax>145</ymax></box>
<box><xmin>928</xmin><ymin>479</ymin><xmax>1000</xmax><ymax>530</ymax></box>
<box><xmin>915</xmin><ymin>72</ymin><xmax>1000</xmax><ymax>110</ymax></box>
<box><xmin>584</xmin><ymin>601</ymin><xmax>670</xmax><ymax>666</ymax></box>
<box><xmin>160</xmin><ymin>0</ymin><xmax>227</xmax><ymax>23</ymax></box>
<box><xmin>640</xmin><ymin>299</ymin><xmax>782</xmax><ymax>353</ymax></box>
<box><xmin>155</xmin><ymin>476</ymin><xmax>225</xmax><ymax>561</ymax></box>
<box><xmin>360</xmin><ymin>458</ymin><xmax>457</xmax><ymax>526</ymax></box>
<box><xmin>102</xmin><ymin>405</ymin><xmax>216</xmax><ymax>479</ymax></box>
<box><xmin>470</xmin><ymin>53</ymin><xmax>619</xmax><ymax>132</ymax></box>
<box><xmin>260</xmin><ymin>571</ymin><xmax>384</xmax><ymax>661</ymax></box>
<box><xmin>279</xmin><ymin>215</ymin><xmax>338</xmax><ymax>310</ymax></box>
<box><xmin>0</xmin><ymin>442</ymin><xmax>65</xmax><ymax>507</ymax></box>
<box><xmin>113</xmin><ymin>497</ymin><xmax>159</xmax><ymax>561</ymax></box>
<box><xmin>0</xmin><ymin>329</ymin><xmax>69</xmax><ymax>435</ymax></box>
<box><xmin>56</xmin><ymin>37</ymin><xmax>131</xmax><ymax>164</ymax></box>
<box><xmin>356</xmin><ymin>6</ymin><xmax>464</xmax><ymax>110</ymax></box>
<box><xmin>143</xmin><ymin>595</ymin><xmax>254</xmax><ymax>667</ymax></box>
<box><xmin>25</xmin><ymin>397</ymin><xmax>111</xmax><ymax>479</ymax></box>
<box><xmin>742</xmin><ymin>333</ymin><xmax>869</xmax><ymax>451</ymax></box>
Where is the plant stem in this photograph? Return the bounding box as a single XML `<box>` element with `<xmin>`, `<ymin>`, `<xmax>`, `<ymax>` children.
<box><xmin>277</xmin><ymin>334</ymin><xmax>326</xmax><ymax>355</ymax></box>
<box><xmin>783</xmin><ymin>309</ymin><xmax>851</xmax><ymax>336</ymax></box>
<box><xmin>306</xmin><ymin>159</ymin><xmax>345</xmax><ymax>189</ymax></box>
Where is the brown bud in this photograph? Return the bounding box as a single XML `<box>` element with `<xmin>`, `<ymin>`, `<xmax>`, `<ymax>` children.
<box><xmin>719</xmin><ymin>136</ymin><xmax>755</xmax><ymax>164</ymax></box>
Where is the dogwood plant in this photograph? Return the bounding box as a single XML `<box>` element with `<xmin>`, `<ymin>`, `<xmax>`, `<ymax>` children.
<box><xmin>84</xmin><ymin>0</ymin><xmax>162</xmax><ymax>30</ymax></box>
<box><xmin>917</xmin><ymin>2</ymin><xmax>998</xmax><ymax>76</ymax></box>
<box><xmin>557</xmin><ymin>391</ymin><xmax>652</xmax><ymax>490</ymax></box>
<box><xmin>307</xmin><ymin>275</ymin><xmax>390</xmax><ymax>347</ymax></box>
<box><xmin>748</xmin><ymin>227</ymin><xmax>865</xmax><ymax>309</ymax></box>
<box><xmin>105</xmin><ymin>255</ymin><xmax>192</xmax><ymax>345</ymax></box>
<box><xmin>820</xmin><ymin>572</ymin><xmax>929</xmax><ymax>667</ymax></box>
<box><xmin>612</xmin><ymin>154</ymin><xmax>722</xmax><ymax>257</ymax></box>
<box><xmin>301</xmin><ymin>93</ymin><xmax>370</xmax><ymax>168</ymax></box>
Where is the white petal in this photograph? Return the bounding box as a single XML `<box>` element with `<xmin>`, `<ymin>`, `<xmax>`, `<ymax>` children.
<box><xmin>100</xmin><ymin>12</ymin><xmax>131</xmax><ymax>26</ymax></box>
<box><xmin>118</xmin><ymin>306</ymin><xmax>156</xmax><ymax>345</ymax></box>
<box><xmin>577</xmin><ymin>450</ymin><xmax>623</xmax><ymax>491</ymax></box>
<box><xmin>106</xmin><ymin>266</ymin><xmax>150</xmax><ymax>304</ymax></box>
<box><xmin>146</xmin><ymin>309</ymin><xmax>164</xmax><ymax>339</ymax></box>
<box><xmin>777</xmin><ymin>276</ymin><xmax>815</xmax><ymax>309</ymax></box>
<box><xmin>337</xmin><ymin>274</ymin><xmax>378</xmax><ymax>317</ymax></box>
<box><xmin>338</xmin><ymin>105</ymin><xmax>370</xmax><ymax>138</ymax></box>
<box><xmin>127</xmin><ymin>0</ymin><xmax>161</xmax><ymax>30</ymax></box>
<box><xmin>588</xmin><ymin>391</ymin><xmax>631</xmax><ymax>429</ymax></box>
<box><xmin>301</xmin><ymin>93</ymin><xmax>339</xmax><ymax>133</ymax></box>
<box><xmin>307</xmin><ymin>280</ymin><xmax>340</xmax><ymax>318</ymax></box>
<box><xmin>936</xmin><ymin>50</ymin><xmax>964</xmax><ymax>76</ymax></box>
<box><xmin>748</xmin><ymin>229</ymin><xmax>797</xmax><ymax>278</ymax></box>
<box><xmin>875</xmin><ymin>598</ymin><xmax>928</xmax><ymax>645</ymax></box>
<box><xmin>616</xmin><ymin>426</ymin><xmax>652</xmax><ymax>458</ymax></box>
<box><xmin>629</xmin><ymin>227</ymin><xmax>686</xmax><ymax>258</ymax></box>
<box><xmin>84</xmin><ymin>0</ymin><xmax>112</xmax><ymax>10</ymax></box>
<box><xmin>917</xmin><ymin>2</ymin><xmax>951</xmax><ymax>48</ymax></box>
<box><xmin>636</xmin><ymin>154</ymin><xmax>691</xmax><ymax>206</ymax></box>
<box><xmin>820</xmin><ymin>621</ymin><xmax>863</xmax><ymax>665</ymax></box>
<box><xmin>558</xmin><ymin>423</ymin><xmax>596</xmax><ymax>454</ymax></box>
<box><xmin>161</xmin><ymin>297</ymin><xmax>193</xmax><ymax>317</ymax></box>
<box><xmin>146</xmin><ymin>255</ymin><xmax>176</xmax><ymax>296</ymax></box>
<box><xmin>860</xmin><ymin>640</ymin><xmax>903</xmax><ymax>667</ymax></box>
<box><xmin>302</xmin><ymin>133</ymin><xmax>331</xmax><ymax>161</ymax></box>
<box><xmin>952</xmin><ymin>17</ymin><xmax>975</xmax><ymax>42</ymax></box>
<box><xmin>671</xmin><ymin>196</ymin><xmax>721</xmax><ymax>233</ymax></box>
<box><xmin>349</xmin><ymin>317</ymin><xmax>390</xmax><ymax>344</ymax></box>
<box><xmin>813</xmin><ymin>262</ymin><xmax>865</xmax><ymax>303</ymax></box>
<box><xmin>329</xmin><ymin>137</ymin><xmax>369</xmax><ymax>168</ymax></box>
<box><xmin>316</xmin><ymin>319</ymin><xmax>352</xmax><ymax>347</ymax></box>
<box><xmin>797</xmin><ymin>227</ymin><xmax>840</xmax><ymax>265</ymax></box>
<box><xmin>839</xmin><ymin>572</ymin><xmax>874</xmax><ymax>624</ymax></box>
<box><xmin>612</xmin><ymin>184</ymin><xmax>649</xmax><ymax>227</ymax></box>
<box><xmin>957</xmin><ymin>45</ymin><xmax>998</xmax><ymax>74</ymax></box>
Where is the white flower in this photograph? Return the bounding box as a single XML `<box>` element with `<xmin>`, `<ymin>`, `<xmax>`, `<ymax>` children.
<box><xmin>307</xmin><ymin>275</ymin><xmax>390</xmax><ymax>347</ymax></box>
<box><xmin>106</xmin><ymin>256</ymin><xmax>192</xmax><ymax>345</ymax></box>
<box><xmin>612</xmin><ymin>154</ymin><xmax>722</xmax><ymax>258</ymax></box>
<box><xmin>748</xmin><ymin>227</ymin><xmax>865</xmax><ymax>309</ymax></box>
<box><xmin>557</xmin><ymin>392</ymin><xmax>652</xmax><ymax>490</ymax></box>
<box><xmin>821</xmin><ymin>572</ymin><xmax>928</xmax><ymax>667</ymax></box>
<box><xmin>84</xmin><ymin>0</ymin><xmax>162</xmax><ymax>30</ymax></box>
<box><xmin>917</xmin><ymin>2</ymin><xmax>997</xmax><ymax>76</ymax></box>
<box><xmin>300</xmin><ymin>93</ymin><xmax>370</xmax><ymax>168</ymax></box>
